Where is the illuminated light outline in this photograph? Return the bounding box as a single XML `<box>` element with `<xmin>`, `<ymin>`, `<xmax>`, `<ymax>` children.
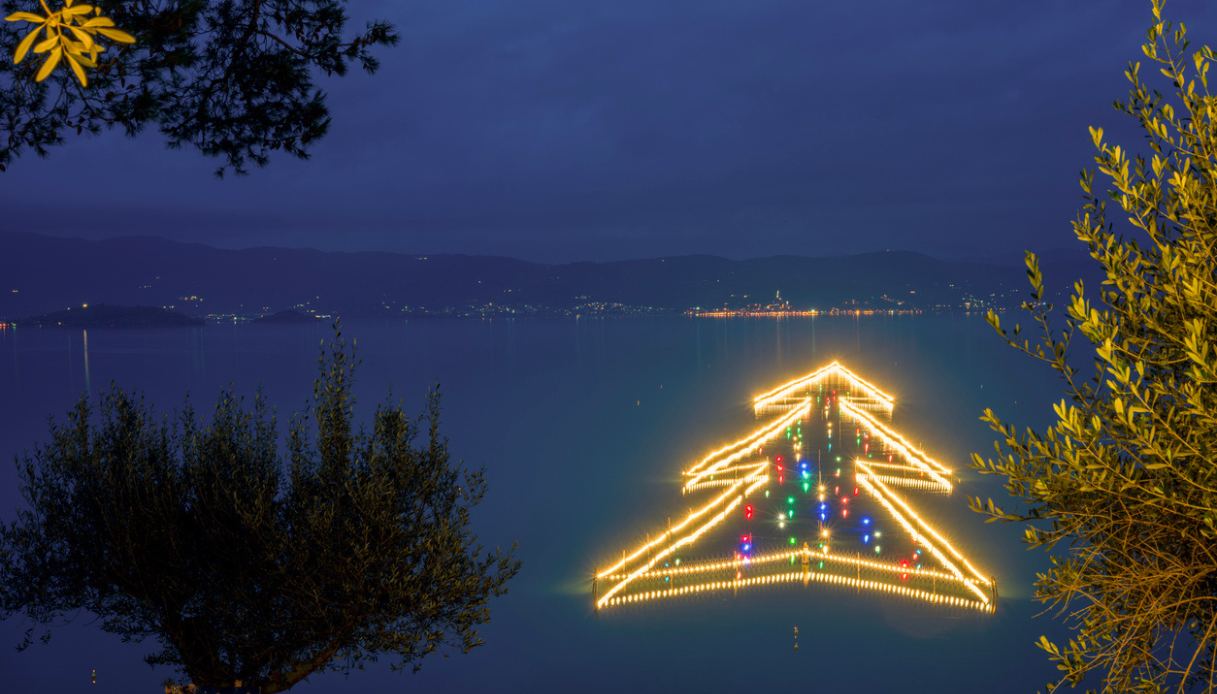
<box><xmin>595</xmin><ymin>473</ymin><xmax>760</xmax><ymax>580</ymax></box>
<box><xmin>683</xmin><ymin>400</ymin><xmax>809</xmax><ymax>480</ymax></box>
<box><xmin>685</xmin><ymin>405</ymin><xmax>805</xmax><ymax>474</ymax></box>
<box><xmin>751</xmin><ymin>361</ymin><xmax>896</xmax><ymax>413</ymax></box>
<box><xmin>856</xmin><ymin>473</ymin><xmax>950</xmax><ymax>493</ymax></box>
<box><xmin>855</xmin><ymin>458</ymin><xmax>991</xmax><ymax>602</ymax></box>
<box><xmin>600</xmin><ymin>570</ymin><xmax>992</xmax><ymax>612</ymax></box>
<box><xmin>751</xmin><ymin>362</ymin><xmax>839</xmax><ymax>412</ymax></box>
<box><xmin>683</xmin><ymin>478</ymin><xmax>758</xmax><ymax>492</ymax></box>
<box><xmin>596</xmin><ymin>476</ymin><xmax>769</xmax><ymax>608</ymax></box>
<box><xmin>839</xmin><ymin>398</ymin><xmax>953</xmax><ymax>491</ymax></box>
<box><xmin>830</xmin><ymin>362</ymin><xmax>896</xmax><ymax>409</ymax></box>
<box><xmin>596</xmin><ymin>362</ymin><xmax>994</xmax><ymax>613</ymax></box>
<box><xmin>599</xmin><ymin>548</ymin><xmax>984</xmax><ymax>587</ymax></box>
<box><xmin>682</xmin><ymin>461</ymin><xmax>769</xmax><ymax>494</ymax></box>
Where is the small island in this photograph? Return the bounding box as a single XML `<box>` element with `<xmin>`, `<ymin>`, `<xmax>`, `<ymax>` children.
<box><xmin>20</xmin><ymin>304</ymin><xmax>203</xmax><ymax>329</ymax></box>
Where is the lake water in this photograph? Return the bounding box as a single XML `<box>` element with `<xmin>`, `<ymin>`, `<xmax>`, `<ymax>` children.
<box><xmin>0</xmin><ymin>316</ymin><xmax>1074</xmax><ymax>692</ymax></box>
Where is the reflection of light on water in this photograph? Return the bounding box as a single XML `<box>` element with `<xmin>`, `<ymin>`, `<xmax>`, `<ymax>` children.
<box><xmin>594</xmin><ymin>362</ymin><xmax>996</xmax><ymax>613</ymax></box>
<box><xmin>82</xmin><ymin>329</ymin><xmax>91</xmax><ymax>395</ymax></box>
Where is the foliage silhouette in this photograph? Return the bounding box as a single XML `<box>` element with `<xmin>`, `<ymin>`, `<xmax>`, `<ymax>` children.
<box><xmin>0</xmin><ymin>328</ymin><xmax>519</xmax><ymax>692</ymax></box>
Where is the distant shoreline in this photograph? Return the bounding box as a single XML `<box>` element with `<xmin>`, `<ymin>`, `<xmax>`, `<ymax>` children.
<box><xmin>0</xmin><ymin>308</ymin><xmax>1004</xmax><ymax>331</ymax></box>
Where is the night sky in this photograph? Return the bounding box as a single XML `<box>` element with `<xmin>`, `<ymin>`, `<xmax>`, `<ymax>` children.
<box><xmin>3</xmin><ymin>0</ymin><xmax>1214</xmax><ymax>262</ymax></box>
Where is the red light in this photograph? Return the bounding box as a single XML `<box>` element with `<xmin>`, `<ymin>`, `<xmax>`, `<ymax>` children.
<box><xmin>775</xmin><ymin>455</ymin><xmax>784</xmax><ymax>464</ymax></box>
<box><xmin>744</xmin><ymin>504</ymin><xmax>754</xmax><ymax>520</ymax></box>
<box><xmin>853</xmin><ymin>487</ymin><xmax>859</xmax><ymax>496</ymax></box>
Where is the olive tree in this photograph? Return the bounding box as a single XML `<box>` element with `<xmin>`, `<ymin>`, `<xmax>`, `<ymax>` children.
<box><xmin>0</xmin><ymin>329</ymin><xmax>519</xmax><ymax>692</ymax></box>
<box><xmin>971</xmin><ymin>2</ymin><xmax>1217</xmax><ymax>691</ymax></box>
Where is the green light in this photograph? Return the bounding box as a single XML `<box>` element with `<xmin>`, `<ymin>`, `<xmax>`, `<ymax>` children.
<box><xmin>787</xmin><ymin>496</ymin><xmax>795</xmax><ymax>505</ymax></box>
<box><xmin>802</xmin><ymin>481</ymin><xmax>810</xmax><ymax>493</ymax></box>
<box><xmin>818</xmin><ymin>561</ymin><xmax>824</xmax><ymax>570</ymax></box>
<box><xmin>788</xmin><ymin>536</ymin><xmax>796</xmax><ymax>545</ymax></box>
<box><xmin>787</xmin><ymin>509</ymin><xmax>794</xmax><ymax>519</ymax></box>
<box><xmin>764</xmin><ymin>489</ymin><xmax>770</xmax><ymax>498</ymax></box>
<box><xmin>874</xmin><ymin>545</ymin><xmax>881</xmax><ymax>554</ymax></box>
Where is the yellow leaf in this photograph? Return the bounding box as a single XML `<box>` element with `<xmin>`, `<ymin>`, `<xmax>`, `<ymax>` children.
<box><xmin>35</xmin><ymin>46</ymin><xmax>62</xmax><ymax>82</ymax></box>
<box><xmin>65</xmin><ymin>51</ymin><xmax>87</xmax><ymax>86</ymax></box>
<box><xmin>65</xmin><ymin>23</ymin><xmax>94</xmax><ymax>48</ymax></box>
<box><xmin>13</xmin><ymin>26</ymin><xmax>42</xmax><ymax>63</ymax></box>
<box><xmin>1089</xmin><ymin>126</ymin><xmax>1104</xmax><ymax>148</ymax></box>
<box><xmin>80</xmin><ymin>16</ymin><xmax>113</xmax><ymax>28</ymax></box>
<box><xmin>5</xmin><ymin>12</ymin><xmax>46</xmax><ymax>23</ymax></box>
<box><xmin>62</xmin><ymin>4</ymin><xmax>93</xmax><ymax>17</ymax></box>
<box><xmin>95</xmin><ymin>27</ymin><xmax>135</xmax><ymax>44</ymax></box>
<box><xmin>33</xmin><ymin>35</ymin><xmax>58</xmax><ymax>53</ymax></box>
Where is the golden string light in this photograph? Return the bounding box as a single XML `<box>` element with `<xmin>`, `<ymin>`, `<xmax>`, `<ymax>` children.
<box><xmin>599</xmin><ymin>570</ymin><xmax>992</xmax><ymax>612</ymax></box>
<box><xmin>600</xmin><ymin>547</ymin><xmax>985</xmax><ymax>587</ymax></box>
<box><xmin>595</xmin><ymin>361</ymin><xmax>995</xmax><ymax>613</ymax></box>
<box><xmin>684</xmin><ymin>399</ymin><xmax>809</xmax><ymax>480</ymax></box>
<box><xmin>752</xmin><ymin>362</ymin><xmax>839</xmax><ymax>412</ymax></box>
<box><xmin>839</xmin><ymin>397</ymin><xmax>953</xmax><ymax>491</ymax></box>
<box><xmin>855</xmin><ymin>459</ymin><xmax>991</xmax><ymax>601</ymax></box>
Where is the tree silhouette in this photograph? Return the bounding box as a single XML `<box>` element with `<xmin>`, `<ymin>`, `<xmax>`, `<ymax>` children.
<box><xmin>0</xmin><ymin>328</ymin><xmax>519</xmax><ymax>692</ymax></box>
<box><xmin>0</xmin><ymin>0</ymin><xmax>398</xmax><ymax>175</ymax></box>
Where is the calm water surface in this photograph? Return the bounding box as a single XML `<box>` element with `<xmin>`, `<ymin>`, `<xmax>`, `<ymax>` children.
<box><xmin>0</xmin><ymin>316</ymin><xmax>1071</xmax><ymax>692</ymax></box>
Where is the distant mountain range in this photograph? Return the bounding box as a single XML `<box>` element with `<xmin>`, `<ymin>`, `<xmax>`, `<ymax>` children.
<box><xmin>0</xmin><ymin>232</ymin><xmax>1098</xmax><ymax>320</ymax></box>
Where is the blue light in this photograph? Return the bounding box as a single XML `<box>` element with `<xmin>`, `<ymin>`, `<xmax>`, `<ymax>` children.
<box><xmin>861</xmin><ymin>517</ymin><xmax>872</xmax><ymax>526</ymax></box>
<box><xmin>862</xmin><ymin>534</ymin><xmax>870</xmax><ymax>544</ymax></box>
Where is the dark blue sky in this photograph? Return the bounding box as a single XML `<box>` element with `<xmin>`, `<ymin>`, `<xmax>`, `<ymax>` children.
<box><xmin>2</xmin><ymin>0</ymin><xmax>1213</xmax><ymax>262</ymax></box>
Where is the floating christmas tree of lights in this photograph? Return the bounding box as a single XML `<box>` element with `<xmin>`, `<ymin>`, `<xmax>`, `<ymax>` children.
<box><xmin>594</xmin><ymin>362</ymin><xmax>997</xmax><ymax>613</ymax></box>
